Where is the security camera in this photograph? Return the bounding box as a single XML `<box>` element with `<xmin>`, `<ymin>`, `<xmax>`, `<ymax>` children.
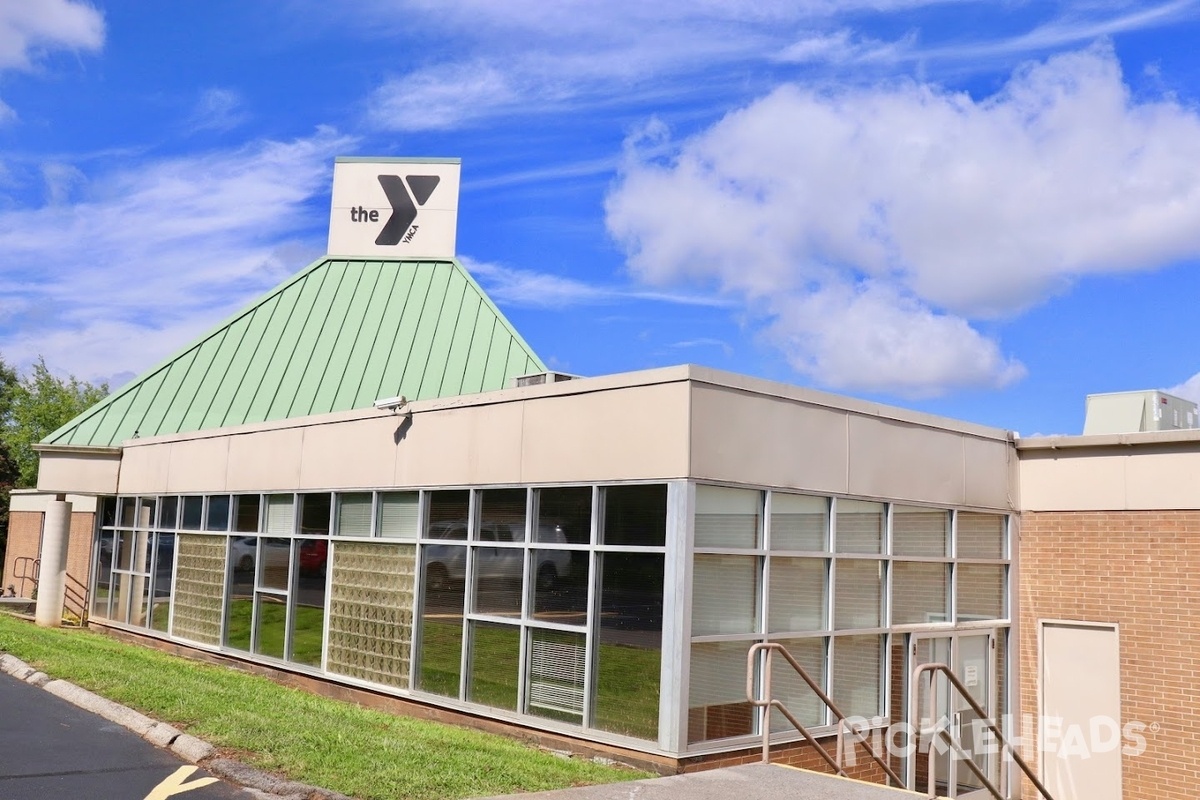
<box><xmin>373</xmin><ymin>395</ymin><xmax>409</xmax><ymax>413</ymax></box>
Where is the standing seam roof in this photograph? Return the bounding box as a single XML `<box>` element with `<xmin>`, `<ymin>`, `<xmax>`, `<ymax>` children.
<box><xmin>45</xmin><ymin>258</ymin><xmax>545</xmax><ymax>447</ymax></box>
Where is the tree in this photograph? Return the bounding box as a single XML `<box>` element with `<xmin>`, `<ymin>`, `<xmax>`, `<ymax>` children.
<box><xmin>5</xmin><ymin>357</ymin><xmax>109</xmax><ymax>488</ymax></box>
<box><xmin>0</xmin><ymin>356</ymin><xmax>19</xmax><ymax>557</ymax></box>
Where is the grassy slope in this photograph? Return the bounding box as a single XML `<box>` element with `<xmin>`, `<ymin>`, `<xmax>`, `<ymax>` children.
<box><xmin>0</xmin><ymin>615</ymin><xmax>647</xmax><ymax>800</ymax></box>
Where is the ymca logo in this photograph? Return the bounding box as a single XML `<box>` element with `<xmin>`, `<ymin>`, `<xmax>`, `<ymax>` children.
<box><xmin>348</xmin><ymin>174</ymin><xmax>441</xmax><ymax>246</ymax></box>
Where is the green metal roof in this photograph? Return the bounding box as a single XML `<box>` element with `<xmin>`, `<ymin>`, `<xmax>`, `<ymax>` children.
<box><xmin>46</xmin><ymin>258</ymin><xmax>545</xmax><ymax>447</ymax></box>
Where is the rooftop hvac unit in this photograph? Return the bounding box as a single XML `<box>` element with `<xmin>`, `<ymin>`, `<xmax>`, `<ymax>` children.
<box><xmin>511</xmin><ymin>371</ymin><xmax>581</xmax><ymax>389</ymax></box>
<box><xmin>1082</xmin><ymin>390</ymin><xmax>1199</xmax><ymax>435</ymax></box>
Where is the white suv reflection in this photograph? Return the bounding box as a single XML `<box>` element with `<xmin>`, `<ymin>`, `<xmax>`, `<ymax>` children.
<box><xmin>424</xmin><ymin>521</ymin><xmax>571</xmax><ymax>592</ymax></box>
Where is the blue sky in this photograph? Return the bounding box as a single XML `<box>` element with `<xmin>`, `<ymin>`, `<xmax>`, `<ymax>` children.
<box><xmin>3</xmin><ymin>1</ymin><xmax>1200</xmax><ymax>437</ymax></box>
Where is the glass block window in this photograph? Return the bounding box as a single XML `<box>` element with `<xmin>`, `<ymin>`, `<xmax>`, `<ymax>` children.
<box><xmin>172</xmin><ymin>534</ymin><xmax>226</xmax><ymax>645</ymax></box>
<box><xmin>326</xmin><ymin>542</ymin><xmax>416</xmax><ymax>688</ymax></box>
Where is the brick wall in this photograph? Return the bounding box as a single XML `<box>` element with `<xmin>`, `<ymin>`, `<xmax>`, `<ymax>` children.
<box><xmin>1020</xmin><ymin>510</ymin><xmax>1200</xmax><ymax>800</ymax></box>
<box><xmin>2</xmin><ymin>510</ymin><xmax>42</xmax><ymax>597</ymax></box>
<box><xmin>1</xmin><ymin>508</ymin><xmax>94</xmax><ymax>616</ymax></box>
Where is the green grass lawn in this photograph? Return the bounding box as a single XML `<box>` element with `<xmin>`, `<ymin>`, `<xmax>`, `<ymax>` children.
<box><xmin>0</xmin><ymin>615</ymin><xmax>647</xmax><ymax>800</ymax></box>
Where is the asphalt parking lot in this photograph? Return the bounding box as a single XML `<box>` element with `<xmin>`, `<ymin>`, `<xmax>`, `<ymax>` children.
<box><xmin>0</xmin><ymin>671</ymin><xmax>249</xmax><ymax>800</ymax></box>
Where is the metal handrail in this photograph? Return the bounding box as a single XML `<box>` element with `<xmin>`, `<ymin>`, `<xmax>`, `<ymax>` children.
<box><xmin>746</xmin><ymin>642</ymin><xmax>906</xmax><ymax>787</ymax></box>
<box><xmin>62</xmin><ymin>572</ymin><xmax>89</xmax><ymax>626</ymax></box>
<box><xmin>910</xmin><ymin>662</ymin><xmax>1055</xmax><ymax>800</ymax></box>
<box><xmin>12</xmin><ymin>557</ymin><xmax>39</xmax><ymax>598</ymax></box>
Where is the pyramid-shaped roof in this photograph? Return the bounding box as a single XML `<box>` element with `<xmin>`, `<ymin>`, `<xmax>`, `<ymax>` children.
<box><xmin>45</xmin><ymin>258</ymin><xmax>545</xmax><ymax>448</ymax></box>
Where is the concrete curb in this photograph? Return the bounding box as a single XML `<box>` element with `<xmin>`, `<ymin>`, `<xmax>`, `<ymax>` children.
<box><xmin>0</xmin><ymin>649</ymin><xmax>356</xmax><ymax>800</ymax></box>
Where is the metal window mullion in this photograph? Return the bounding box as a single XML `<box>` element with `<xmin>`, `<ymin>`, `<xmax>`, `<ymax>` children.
<box><xmin>458</xmin><ymin>490</ymin><xmax>478</xmax><ymax>701</ymax></box>
<box><xmin>284</xmin><ymin>540</ymin><xmax>297</xmax><ymax>662</ymax></box>
<box><xmin>949</xmin><ymin>511</ymin><xmax>959</xmax><ymax>624</ymax></box>
<box><xmin>661</xmin><ymin>479</ymin><xmax>693</xmax><ymax>753</ymax></box>
<box><xmin>407</xmin><ymin>491</ymin><xmax>427</xmax><ymax>692</ymax></box>
<box><xmin>167</xmin><ymin>527</ymin><xmax>180</xmax><ymax>638</ymax></box>
<box><xmin>320</xmin><ymin>538</ymin><xmax>334</xmax><ymax>673</ymax></box>
<box><xmin>515</xmin><ymin>488</ymin><xmax>534</xmax><ymax>714</ymax></box>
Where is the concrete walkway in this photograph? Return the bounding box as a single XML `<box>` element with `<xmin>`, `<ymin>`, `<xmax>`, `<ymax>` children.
<box><xmin>476</xmin><ymin>764</ymin><xmax>933</xmax><ymax>800</ymax></box>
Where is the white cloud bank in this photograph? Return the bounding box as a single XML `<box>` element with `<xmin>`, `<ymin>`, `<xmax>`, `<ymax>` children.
<box><xmin>0</xmin><ymin>0</ymin><xmax>103</xmax><ymax>70</ymax></box>
<box><xmin>606</xmin><ymin>45</ymin><xmax>1200</xmax><ymax>396</ymax></box>
<box><xmin>0</xmin><ymin>128</ymin><xmax>353</xmax><ymax>383</ymax></box>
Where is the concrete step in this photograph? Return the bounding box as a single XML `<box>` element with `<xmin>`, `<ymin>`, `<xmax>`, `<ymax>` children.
<box><xmin>475</xmin><ymin>763</ymin><xmax>936</xmax><ymax>800</ymax></box>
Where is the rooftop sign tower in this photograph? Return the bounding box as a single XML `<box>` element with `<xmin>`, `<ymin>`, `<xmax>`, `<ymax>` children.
<box><xmin>327</xmin><ymin>156</ymin><xmax>461</xmax><ymax>259</ymax></box>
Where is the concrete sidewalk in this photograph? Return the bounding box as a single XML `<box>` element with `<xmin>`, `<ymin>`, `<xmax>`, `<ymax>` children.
<box><xmin>475</xmin><ymin>763</ymin><xmax>932</xmax><ymax>800</ymax></box>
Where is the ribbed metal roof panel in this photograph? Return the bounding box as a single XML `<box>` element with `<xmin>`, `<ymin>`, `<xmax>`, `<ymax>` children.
<box><xmin>45</xmin><ymin>259</ymin><xmax>545</xmax><ymax>447</ymax></box>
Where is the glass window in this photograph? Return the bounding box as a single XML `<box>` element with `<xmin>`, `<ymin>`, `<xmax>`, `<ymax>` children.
<box><xmin>835</xmin><ymin>499</ymin><xmax>883</xmax><ymax>554</ymax></box>
<box><xmin>467</xmin><ymin>622</ymin><xmax>520</xmax><ymax>711</ymax></box>
<box><xmin>291</xmin><ymin>538</ymin><xmax>327</xmax><ymax>667</ymax></box>
<box><xmin>258</xmin><ymin>538</ymin><xmax>291</xmax><ymax>592</ymax></box>
<box><xmin>115</xmin><ymin>530</ymin><xmax>133</xmax><ymax>570</ymax></box>
<box><xmin>831</xmin><ymin>635</ymin><xmax>883</xmax><ymax>719</ymax></box>
<box><xmin>158</xmin><ymin>496</ymin><xmax>179</xmax><ymax>530</ymax></box>
<box><xmin>892</xmin><ymin>506</ymin><xmax>948</xmax><ymax>557</ymax></box>
<box><xmin>695</xmin><ymin>486</ymin><xmax>760</xmax><ymax>549</ymax></box>
<box><xmin>692</xmin><ymin>554</ymin><xmax>759</xmax><ymax>635</ymax></box>
<box><xmin>479</xmin><ymin>488</ymin><xmax>526</xmax><ymax>539</ymax></box>
<box><xmin>833</xmin><ymin>559</ymin><xmax>882</xmax><ymax>630</ymax></box>
<box><xmin>891</xmin><ymin>562</ymin><xmax>950</xmax><ymax>624</ymax></box>
<box><xmin>205</xmin><ymin>495</ymin><xmax>231</xmax><ymax>531</ymax></box>
<box><xmin>957</xmin><ymin>513</ymin><xmax>1006</xmax><ymax>560</ymax></box>
<box><xmin>336</xmin><ymin>493</ymin><xmax>373</xmax><ymax>537</ymax></box>
<box><xmin>688</xmin><ymin>640</ymin><xmax>755</xmax><ymax>743</ymax></box>
<box><xmin>768</xmin><ymin>557</ymin><xmax>826</xmax><ymax>633</ymax></box>
<box><xmin>769</xmin><ymin>637</ymin><xmax>826</xmax><ymax>731</ymax></box>
<box><xmin>536</xmin><ymin>487</ymin><xmax>591</xmax><ymax>544</ymax></box>
<box><xmin>137</xmin><ymin>498</ymin><xmax>157</xmax><ymax>529</ymax></box>
<box><xmin>770</xmin><ymin>493</ymin><xmax>828</xmax><ymax>551</ymax></box>
<box><xmin>100</xmin><ymin>496</ymin><xmax>117</xmax><ymax>528</ymax></box>
<box><xmin>418</xmin><ymin>544</ymin><xmax>465</xmax><ymax>697</ymax></box>
<box><xmin>254</xmin><ymin>594</ymin><xmax>288</xmax><ymax>660</ymax></box>
<box><xmin>602</xmin><ymin>485</ymin><xmax>667</xmax><ymax>547</ymax></box>
<box><xmin>427</xmin><ymin>490</ymin><xmax>469</xmax><ymax>539</ymax></box>
<box><xmin>472</xmin><ymin>529</ymin><xmax>523</xmax><ymax>618</ymax></box>
<box><xmin>149</xmin><ymin>533</ymin><xmax>175</xmax><ymax>633</ymax></box>
<box><xmin>234</xmin><ymin>495</ymin><xmax>260</xmax><ymax>533</ymax></box>
<box><xmin>265</xmin><ymin>494</ymin><xmax>294</xmax><ymax>536</ymax></box>
<box><xmin>957</xmin><ymin>564</ymin><xmax>1006</xmax><ymax>620</ymax></box>
<box><xmin>180</xmin><ymin>496</ymin><xmax>203</xmax><ymax>530</ymax></box>
<box><xmin>378</xmin><ymin>491</ymin><xmax>419</xmax><ymax>539</ymax></box>
<box><xmin>299</xmin><ymin>493</ymin><xmax>331</xmax><ymax>536</ymax></box>
<box><xmin>119</xmin><ymin>497</ymin><xmax>136</xmax><ymax>527</ymax></box>
<box><xmin>225</xmin><ymin>536</ymin><xmax>256</xmax><ymax>652</ymax></box>
<box><xmin>92</xmin><ymin>530</ymin><xmax>115</xmax><ymax>619</ymax></box>
<box><xmin>532</xmin><ymin>549</ymin><xmax>588</xmax><ymax>624</ymax></box>
<box><xmin>526</xmin><ymin>628</ymin><xmax>586</xmax><ymax>723</ymax></box>
<box><xmin>594</xmin><ymin>552</ymin><xmax>664</xmax><ymax>739</ymax></box>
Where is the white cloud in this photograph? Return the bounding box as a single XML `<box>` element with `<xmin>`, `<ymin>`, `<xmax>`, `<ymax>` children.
<box><xmin>0</xmin><ymin>0</ymin><xmax>104</xmax><ymax>70</ymax></box>
<box><xmin>1167</xmin><ymin>373</ymin><xmax>1200</xmax><ymax>405</ymax></box>
<box><xmin>0</xmin><ymin>127</ymin><xmax>354</xmax><ymax>381</ymax></box>
<box><xmin>461</xmin><ymin>256</ymin><xmax>729</xmax><ymax>309</ymax></box>
<box><xmin>354</xmin><ymin>1</ymin><xmax>1196</xmax><ymax>131</ymax></box>
<box><xmin>605</xmin><ymin>45</ymin><xmax>1200</xmax><ymax>395</ymax></box>
<box><xmin>188</xmin><ymin>88</ymin><xmax>247</xmax><ymax>133</ymax></box>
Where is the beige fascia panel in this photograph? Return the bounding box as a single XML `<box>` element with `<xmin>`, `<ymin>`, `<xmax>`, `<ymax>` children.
<box><xmin>34</xmin><ymin>445</ymin><xmax>121</xmax><ymax>495</ymax></box>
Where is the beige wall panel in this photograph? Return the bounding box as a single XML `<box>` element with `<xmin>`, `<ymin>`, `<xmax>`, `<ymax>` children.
<box><xmin>390</xmin><ymin>405</ymin><xmax>517</xmax><ymax>487</ymax></box>
<box><xmin>227</xmin><ymin>427</ymin><xmax>305</xmax><ymax>490</ymax></box>
<box><xmin>296</xmin><ymin>418</ymin><xmax>397</xmax><ymax>489</ymax></box>
<box><xmin>847</xmin><ymin>416</ymin><xmax>965</xmax><ymax>505</ymax></box>
<box><xmin>521</xmin><ymin>382</ymin><xmax>690</xmax><ymax>484</ymax></box>
<box><xmin>1019</xmin><ymin>454</ymin><xmax>1127</xmax><ymax>511</ymax></box>
<box><xmin>689</xmin><ymin>385</ymin><xmax>849</xmax><ymax>494</ymax></box>
<box><xmin>1122</xmin><ymin>450</ymin><xmax>1200</xmax><ymax>510</ymax></box>
<box><xmin>962</xmin><ymin>435</ymin><xmax>1014</xmax><ymax>509</ymax></box>
<box><xmin>116</xmin><ymin>444</ymin><xmax>171</xmax><ymax>495</ymax></box>
<box><xmin>36</xmin><ymin>452</ymin><xmax>120</xmax><ymax>495</ymax></box>
<box><xmin>164</xmin><ymin>437</ymin><xmax>231</xmax><ymax>493</ymax></box>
